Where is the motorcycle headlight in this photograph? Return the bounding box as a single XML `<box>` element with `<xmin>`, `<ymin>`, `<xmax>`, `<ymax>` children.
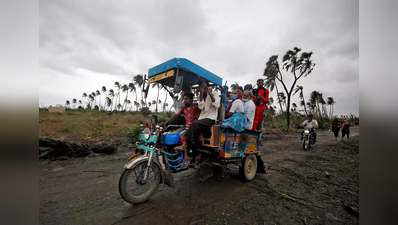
<box><xmin>304</xmin><ymin>130</ymin><xmax>310</xmax><ymax>134</ymax></box>
<box><xmin>143</xmin><ymin>127</ymin><xmax>151</xmax><ymax>139</ymax></box>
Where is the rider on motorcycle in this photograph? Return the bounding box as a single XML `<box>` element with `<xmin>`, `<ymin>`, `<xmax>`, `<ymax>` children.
<box><xmin>299</xmin><ymin>114</ymin><xmax>319</xmax><ymax>143</ymax></box>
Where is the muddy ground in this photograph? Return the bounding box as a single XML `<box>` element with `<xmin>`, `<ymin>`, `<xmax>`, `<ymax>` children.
<box><xmin>39</xmin><ymin>126</ymin><xmax>359</xmax><ymax>225</ymax></box>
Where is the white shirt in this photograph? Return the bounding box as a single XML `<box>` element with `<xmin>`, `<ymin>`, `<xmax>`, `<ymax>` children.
<box><xmin>244</xmin><ymin>99</ymin><xmax>256</xmax><ymax>130</ymax></box>
<box><xmin>198</xmin><ymin>89</ymin><xmax>220</xmax><ymax>121</ymax></box>
<box><xmin>302</xmin><ymin>119</ymin><xmax>318</xmax><ymax>129</ymax></box>
<box><xmin>229</xmin><ymin>99</ymin><xmax>244</xmax><ymax>114</ymax></box>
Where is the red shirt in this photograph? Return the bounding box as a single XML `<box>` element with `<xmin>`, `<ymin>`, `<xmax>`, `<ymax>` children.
<box><xmin>253</xmin><ymin>87</ymin><xmax>269</xmax><ymax>110</ymax></box>
<box><xmin>178</xmin><ymin>104</ymin><xmax>200</xmax><ymax>128</ymax></box>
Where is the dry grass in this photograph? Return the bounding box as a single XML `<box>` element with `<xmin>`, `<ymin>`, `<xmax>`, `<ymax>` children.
<box><xmin>39</xmin><ymin>111</ymin><xmax>150</xmax><ymax>142</ymax></box>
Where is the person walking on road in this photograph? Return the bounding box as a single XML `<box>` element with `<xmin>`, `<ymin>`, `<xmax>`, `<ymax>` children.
<box><xmin>329</xmin><ymin>118</ymin><xmax>341</xmax><ymax>140</ymax></box>
<box><xmin>341</xmin><ymin>119</ymin><xmax>350</xmax><ymax>141</ymax></box>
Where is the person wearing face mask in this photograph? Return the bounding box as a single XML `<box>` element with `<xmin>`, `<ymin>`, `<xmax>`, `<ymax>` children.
<box><xmin>225</xmin><ymin>89</ymin><xmax>244</xmax><ymax>119</ymax></box>
<box><xmin>221</xmin><ymin>89</ymin><xmax>247</xmax><ymax>132</ymax></box>
<box><xmin>242</xmin><ymin>91</ymin><xmax>256</xmax><ymax>130</ymax></box>
<box><xmin>252</xmin><ymin>78</ymin><xmax>269</xmax><ymax>131</ymax></box>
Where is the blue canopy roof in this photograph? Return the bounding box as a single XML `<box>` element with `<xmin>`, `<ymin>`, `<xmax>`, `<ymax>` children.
<box><xmin>148</xmin><ymin>58</ymin><xmax>223</xmax><ymax>87</ymax></box>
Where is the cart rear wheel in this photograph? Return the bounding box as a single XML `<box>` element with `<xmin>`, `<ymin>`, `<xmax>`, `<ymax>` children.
<box><xmin>239</xmin><ymin>154</ymin><xmax>257</xmax><ymax>181</ymax></box>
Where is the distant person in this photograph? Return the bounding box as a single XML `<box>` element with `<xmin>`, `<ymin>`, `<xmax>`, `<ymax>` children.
<box><xmin>329</xmin><ymin>118</ymin><xmax>341</xmax><ymax>141</ymax></box>
<box><xmin>243</xmin><ymin>90</ymin><xmax>256</xmax><ymax>130</ymax></box>
<box><xmin>244</xmin><ymin>84</ymin><xmax>253</xmax><ymax>93</ymax></box>
<box><xmin>341</xmin><ymin>120</ymin><xmax>350</xmax><ymax>141</ymax></box>
<box><xmin>354</xmin><ymin>120</ymin><xmax>359</xmax><ymax>126</ymax></box>
<box><xmin>299</xmin><ymin>114</ymin><xmax>318</xmax><ymax>143</ymax></box>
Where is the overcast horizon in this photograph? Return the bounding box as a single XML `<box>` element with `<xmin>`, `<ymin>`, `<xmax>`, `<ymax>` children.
<box><xmin>39</xmin><ymin>0</ymin><xmax>359</xmax><ymax>117</ymax></box>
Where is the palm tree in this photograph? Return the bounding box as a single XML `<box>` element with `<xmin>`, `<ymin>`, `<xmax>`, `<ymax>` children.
<box><xmin>121</xmin><ymin>84</ymin><xmax>129</xmax><ymax>111</ymax></box>
<box><xmin>128</xmin><ymin>82</ymin><xmax>137</xmax><ymax>111</ymax></box>
<box><xmin>277</xmin><ymin>92</ymin><xmax>286</xmax><ymax>112</ymax></box>
<box><xmin>72</xmin><ymin>99</ymin><xmax>77</xmax><ymax>109</ymax></box>
<box><xmin>65</xmin><ymin>100</ymin><xmax>70</xmax><ymax>108</ymax></box>
<box><xmin>293</xmin><ymin>85</ymin><xmax>308</xmax><ymax>116</ymax></box>
<box><xmin>151</xmin><ymin>83</ymin><xmax>163</xmax><ymax>113</ymax></box>
<box><xmin>327</xmin><ymin>97</ymin><xmax>336</xmax><ymax>118</ymax></box>
<box><xmin>96</xmin><ymin>90</ymin><xmax>101</xmax><ymax>109</ymax></box>
<box><xmin>230</xmin><ymin>82</ymin><xmax>240</xmax><ymax>91</ymax></box>
<box><xmin>78</xmin><ymin>100</ymin><xmax>82</xmax><ymax>107</ymax></box>
<box><xmin>133</xmin><ymin>74</ymin><xmax>145</xmax><ymax>105</ymax></box>
<box><xmin>163</xmin><ymin>102</ymin><xmax>169</xmax><ymax>112</ymax></box>
<box><xmin>82</xmin><ymin>93</ymin><xmax>88</xmax><ymax>106</ymax></box>
<box><xmin>105</xmin><ymin>97</ymin><xmax>112</xmax><ymax>110</ymax></box>
<box><xmin>148</xmin><ymin>102</ymin><xmax>152</xmax><ymax>111</ymax></box>
<box><xmin>292</xmin><ymin>103</ymin><xmax>298</xmax><ymax>113</ymax></box>
<box><xmin>101</xmin><ymin>86</ymin><xmax>107</xmax><ymax>109</ymax></box>
<box><xmin>108</xmin><ymin>89</ymin><xmax>115</xmax><ymax>111</ymax></box>
<box><xmin>114</xmin><ymin>81</ymin><xmax>121</xmax><ymax>110</ymax></box>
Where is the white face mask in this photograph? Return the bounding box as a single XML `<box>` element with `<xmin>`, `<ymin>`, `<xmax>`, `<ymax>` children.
<box><xmin>242</xmin><ymin>98</ymin><xmax>248</xmax><ymax>102</ymax></box>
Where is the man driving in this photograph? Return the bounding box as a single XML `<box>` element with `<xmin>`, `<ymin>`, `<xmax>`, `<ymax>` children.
<box><xmin>299</xmin><ymin>114</ymin><xmax>319</xmax><ymax>142</ymax></box>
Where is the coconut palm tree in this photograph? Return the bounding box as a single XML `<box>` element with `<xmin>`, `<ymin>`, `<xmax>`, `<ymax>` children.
<box><xmin>264</xmin><ymin>67</ymin><xmax>284</xmax><ymax>114</ymax></box>
<box><xmin>327</xmin><ymin>97</ymin><xmax>336</xmax><ymax>118</ymax></box>
<box><xmin>82</xmin><ymin>93</ymin><xmax>88</xmax><ymax>106</ymax></box>
<box><xmin>72</xmin><ymin>99</ymin><xmax>77</xmax><ymax>109</ymax></box>
<box><xmin>105</xmin><ymin>97</ymin><xmax>112</xmax><ymax>110</ymax></box>
<box><xmin>230</xmin><ymin>82</ymin><xmax>241</xmax><ymax>91</ymax></box>
<box><xmin>101</xmin><ymin>86</ymin><xmax>107</xmax><ymax>109</ymax></box>
<box><xmin>114</xmin><ymin>81</ymin><xmax>121</xmax><ymax>110</ymax></box>
<box><xmin>151</xmin><ymin>83</ymin><xmax>163</xmax><ymax>113</ymax></box>
<box><xmin>121</xmin><ymin>84</ymin><xmax>129</xmax><ymax>111</ymax></box>
<box><xmin>128</xmin><ymin>82</ymin><xmax>137</xmax><ymax>111</ymax></box>
<box><xmin>277</xmin><ymin>92</ymin><xmax>286</xmax><ymax>112</ymax></box>
<box><xmin>96</xmin><ymin>90</ymin><xmax>101</xmax><ymax>109</ymax></box>
<box><xmin>293</xmin><ymin>85</ymin><xmax>308</xmax><ymax>116</ymax></box>
<box><xmin>108</xmin><ymin>89</ymin><xmax>115</xmax><ymax>111</ymax></box>
<box><xmin>78</xmin><ymin>100</ymin><xmax>82</xmax><ymax>107</ymax></box>
<box><xmin>65</xmin><ymin>100</ymin><xmax>70</xmax><ymax>109</ymax></box>
<box><xmin>133</xmin><ymin>74</ymin><xmax>145</xmax><ymax>105</ymax></box>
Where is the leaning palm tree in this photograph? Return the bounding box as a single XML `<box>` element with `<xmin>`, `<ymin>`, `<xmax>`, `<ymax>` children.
<box><xmin>133</xmin><ymin>74</ymin><xmax>145</xmax><ymax>105</ymax></box>
<box><xmin>108</xmin><ymin>89</ymin><xmax>115</xmax><ymax>111</ymax></box>
<box><xmin>114</xmin><ymin>81</ymin><xmax>121</xmax><ymax>110</ymax></box>
<box><xmin>65</xmin><ymin>100</ymin><xmax>70</xmax><ymax>108</ymax></box>
<box><xmin>264</xmin><ymin>70</ymin><xmax>284</xmax><ymax>114</ymax></box>
<box><xmin>82</xmin><ymin>93</ymin><xmax>88</xmax><ymax>106</ymax></box>
<box><xmin>293</xmin><ymin>85</ymin><xmax>308</xmax><ymax>116</ymax></box>
<box><xmin>151</xmin><ymin>83</ymin><xmax>163</xmax><ymax>113</ymax></box>
<box><xmin>105</xmin><ymin>97</ymin><xmax>112</xmax><ymax>110</ymax></box>
<box><xmin>327</xmin><ymin>97</ymin><xmax>336</xmax><ymax>118</ymax></box>
<box><xmin>121</xmin><ymin>84</ymin><xmax>129</xmax><ymax>111</ymax></box>
<box><xmin>78</xmin><ymin>100</ymin><xmax>82</xmax><ymax>107</ymax></box>
<box><xmin>101</xmin><ymin>86</ymin><xmax>107</xmax><ymax>109</ymax></box>
<box><xmin>128</xmin><ymin>82</ymin><xmax>137</xmax><ymax>111</ymax></box>
<box><xmin>96</xmin><ymin>90</ymin><xmax>101</xmax><ymax>109</ymax></box>
<box><xmin>72</xmin><ymin>99</ymin><xmax>77</xmax><ymax>109</ymax></box>
<box><xmin>230</xmin><ymin>82</ymin><xmax>240</xmax><ymax>91</ymax></box>
<box><xmin>277</xmin><ymin>92</ymin><xmax>286</xmax><ymax>113</ymax></box>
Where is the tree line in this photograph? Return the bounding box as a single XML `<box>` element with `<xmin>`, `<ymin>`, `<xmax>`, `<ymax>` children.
<box><xmin>63</xmin><ymin>74</ymin><xmax>170</xmax><ymax>112</ymax></box>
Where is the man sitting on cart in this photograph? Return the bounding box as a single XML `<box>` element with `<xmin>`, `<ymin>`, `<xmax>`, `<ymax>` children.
<box><xmin>165</xmin><ymin>92</ymin><xmax>200</xmax><ymax>168</ymax></box>
<box><xmin>186</xmin><ymin>80</ymin><xmax>220</xmax><ymax>166</ymax></box>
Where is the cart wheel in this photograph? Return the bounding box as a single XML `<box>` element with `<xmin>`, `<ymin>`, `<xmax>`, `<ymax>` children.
<box><xmin>239</xmin><ymin>154</ymin><xmax>257</xmax><ymax>181</ymax></box>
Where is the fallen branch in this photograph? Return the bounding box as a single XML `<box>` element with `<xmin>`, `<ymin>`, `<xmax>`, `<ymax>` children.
<box><xmin>154</xmin><ymin>206</ymin><xmax>176</xmax><ymax>224</ymax></box>
<box><xmin>272</xmin><ymin>188</ymin><xmax>326</xmax><ymax>209</ymax></box>
<box><xmin>110</xmin><ymin>205</ymin><xmax>149</xmax><ymax>225</ymax></box>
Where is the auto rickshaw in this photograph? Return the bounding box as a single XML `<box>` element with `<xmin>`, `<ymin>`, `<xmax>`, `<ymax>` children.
<box><xmin>119</xmin><ymin>58</ymin><xmax>266</xmax><ymax>204</ymax></box>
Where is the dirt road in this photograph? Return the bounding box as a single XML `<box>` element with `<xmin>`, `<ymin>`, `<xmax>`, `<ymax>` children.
<box><xmin>39</xmin><ymin>126</ymin><xmax>359</xmax><ymax>225</ymax></box>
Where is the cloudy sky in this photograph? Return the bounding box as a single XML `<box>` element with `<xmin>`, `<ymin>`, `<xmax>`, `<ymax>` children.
<box><xmin>39</xmin><ymin>0</ymin><xmax>359</xmax><ymax>117</ymax></box>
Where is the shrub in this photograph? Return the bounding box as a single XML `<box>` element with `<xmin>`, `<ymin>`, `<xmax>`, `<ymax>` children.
<box><xmin>122</xmin><ymin>125</ymin><xmax>141</xmax><ymax>148</ymax></box>
<box><xmin>140</xmin><ymin>107</ymin><xmax>151</xmax><ymax>116</ymax></box>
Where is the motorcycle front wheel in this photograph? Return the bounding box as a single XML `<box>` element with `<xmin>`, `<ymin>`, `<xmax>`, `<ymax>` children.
<box><xmin>303</xmin><ymin>138</ymin><xmax>308</xmax><ymax>150</ymax></box>
<box><xmin>119</xmin><ymin>161</ymin><xmax>161</xmax><ymax>204</ymax></box>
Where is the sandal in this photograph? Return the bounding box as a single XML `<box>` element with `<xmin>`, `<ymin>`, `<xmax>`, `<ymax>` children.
<box><xmin>180</xmin><ymin>161</ymin><xmax>190</xmax><ymax>169</ymax></box>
